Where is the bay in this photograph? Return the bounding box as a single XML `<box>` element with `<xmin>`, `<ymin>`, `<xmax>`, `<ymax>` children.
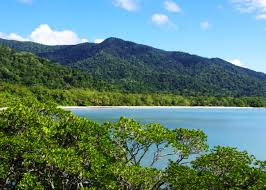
<box><xmin>68</xmin><ymin>107</ymin><xmax>266</xmax><ymax>161</ymax></box>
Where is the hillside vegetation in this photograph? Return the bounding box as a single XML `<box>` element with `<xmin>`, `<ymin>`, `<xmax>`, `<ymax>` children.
<box><xmin>0</xmin><ymin>45</ymin><xmax>108</xmax><ymax>89</ymax></box>
<box><xmin>0</xmin><ymin>102</ymin><xmax>266</xmax><ymax>189</ymax></box>
<box><xmin>1</xmin><ymin>83</ymin><xmax>266</xmax><ymax>108</ymax></box>
<box><xmin>1</xmin><ymin>38</ymin><xmax>266</xmax><ymax>96</ymax></box>
<box><xmin>0</xmin><ymin>37</ymin><xmax>266</xmax><ymax>189</ymax></box>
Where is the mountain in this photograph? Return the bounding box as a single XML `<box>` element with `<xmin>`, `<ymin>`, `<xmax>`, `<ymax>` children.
<box><xmin>0</xmin><ymin>45</ymin><xmax>108</xmax><ymax>89</ymax></box>
<box><xmin>0</xmin><ymin>37</ymin><xmax>266</xmax><ymax>96</ymax></box>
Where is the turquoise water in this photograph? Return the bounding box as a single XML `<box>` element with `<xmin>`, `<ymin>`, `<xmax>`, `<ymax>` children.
<box><xmin>70</xmin><ymin>108</ymin><xmax>266</xmax><ymax>161</ymax></box>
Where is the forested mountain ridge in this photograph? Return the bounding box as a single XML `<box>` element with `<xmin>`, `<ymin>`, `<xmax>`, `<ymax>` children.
<box><xmin>0</xmin><ymin>37</ymin><xmax>266</xmax><ymax>96</ymax></box>
<box><xmin>0</xmin><ymin>45</ymin><xmax>108</xmax><ymax>90</ymax></box>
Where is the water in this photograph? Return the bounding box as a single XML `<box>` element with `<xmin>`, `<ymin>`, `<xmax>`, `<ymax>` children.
<box><xmin>69</xmin><ymin>107</ymin><xmax>266</xmax><ymax>161</ymax></box>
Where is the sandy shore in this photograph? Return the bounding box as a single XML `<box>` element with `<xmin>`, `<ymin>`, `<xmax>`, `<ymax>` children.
<box><xmin>59</xmin><ymin>106</ymin><xmax>257</xmax><ymax>110</ymax></box>
<box><xmin>0</xmin><ymin>106</ymin><xmax>261</xmax><ymax>111</ymax></box>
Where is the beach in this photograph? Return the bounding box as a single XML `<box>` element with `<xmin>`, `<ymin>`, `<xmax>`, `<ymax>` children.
<box><xmin>59</xmin><ymin>106</ymin><xmax>257</xmax><ymax>110</ymax></box>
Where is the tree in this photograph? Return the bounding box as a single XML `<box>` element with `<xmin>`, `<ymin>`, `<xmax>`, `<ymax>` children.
<box><xmin>0</xmin><ymin>101</ymin><xmax>265</xmax><ymax>189</ymax></box>
<box><xmin>104</xmin><ymin>117</ymin><xmax>208</xmax><ymax>189</ymax></box>
<box><xmin>165</xmin><ymin>147</ymin><xmax>266</xmax><ymax>189</ymax></box>
<box><xmin>0</xmin><ymin>101</ymin><xmax>208</xmax><ymax>189</ymax></box>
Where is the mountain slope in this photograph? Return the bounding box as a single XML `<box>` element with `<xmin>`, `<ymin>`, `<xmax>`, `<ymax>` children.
<box><xmin>0</xmin><ymin>45</ymin><xmax>108</xmax><ymax>89</ymax></box>
<box><xmin>0</xmin><ymin>37</ymin><xmax>265</xmax><ymax>96</ymax></box>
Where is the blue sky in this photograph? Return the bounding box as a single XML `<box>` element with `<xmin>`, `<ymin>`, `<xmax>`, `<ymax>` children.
<box><xmin>0</xmin><ymin>0</ymin><xmax>265</xmax><ymax>73</ymax></box>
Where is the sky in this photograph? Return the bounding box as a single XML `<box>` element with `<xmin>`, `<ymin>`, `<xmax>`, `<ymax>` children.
<box><xmin>0</xmin><ymin>0</ymin><xmax>265</xmax><ymax>73</ymax></box>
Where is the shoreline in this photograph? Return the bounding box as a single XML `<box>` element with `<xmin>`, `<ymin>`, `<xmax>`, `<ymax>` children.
<box><xmin>59</xmin><ymin>106</ymin><xmax>260</xmax><ymax>110</ymax></box>
<box><xmin>1</xmin><ymin>106</ymin><xmax>263</xmax><ymax>111</ymax></box>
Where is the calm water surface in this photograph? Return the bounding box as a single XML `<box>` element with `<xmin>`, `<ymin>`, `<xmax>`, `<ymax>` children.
<box><xmin>69</xmin><ymin>108</ymin><xmax>266</xmax><ymax>161</ymax></box>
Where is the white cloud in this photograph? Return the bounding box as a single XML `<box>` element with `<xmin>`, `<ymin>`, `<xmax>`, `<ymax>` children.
<box><xmin>229</xmin><ymin>59</ymin><xmax>244</xmax><ymax>67</ymax></box>
<box><xmin>94</xmin><ymin>38</ymin><xmax>104</xmax><ymax>44</ymax></box>
<box><xmin>200</xmin><ymin>21</ymin><xmax>211</xmax><ymax>29</ymax></box>
<box><xmin>232</xmin><ymin>0</ymin><xmax>266</xmax><ymax>20</ymax></box>
<box><xmin>114</xmin><ymin>0</ymin><xmax>138</xmax><ymax>11</ymax></box>
<box><xmin>0</xmin><ymin>32</ymin><xmax>27</xmax><ymax>41</ymax></box>
<box><xmin>164</xmin><ymin>0</ymin><xmax>181</xmax><ymax>13</ymax></box>
<box><xmin>151</xmin><ymin>14</ymin><xmax>170</xmax><ymax>25</ymax></box>
<box><xmin>29</xmin><ymin>24</ymin><xmax>88</xmax><ymax>45</ymax></box>
<box><xmin>151</xmin><ymin>14</ymin><xmax>177</xmax><ymax>30</ymax></box>
<box><xmin>0</xmin><ymin>24</ymin><xmax>88</xmax><ymax>45</ymax></box>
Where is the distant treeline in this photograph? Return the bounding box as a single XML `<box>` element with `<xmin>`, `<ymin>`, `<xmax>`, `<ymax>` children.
<box><xmin>1</xmin><ymin>83</ymin><xmax>265</xmax><ymax>107</ymax></box>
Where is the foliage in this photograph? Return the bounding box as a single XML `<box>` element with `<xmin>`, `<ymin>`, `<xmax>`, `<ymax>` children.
<box><xmin>1</xmin><ymin>38</ymin><xmax>266</xmax><ymax>97</ymax></box>
<box><xmin>0</xmin><ymin>102</ymin><xmax>265</xmax><ymax>189</ymax></box>
<box><xmin>1</xmin><ymin>83</ymin><xmax>266</xmax><ymax>108</ymax></box>
<box><xmin>165</xmin><ymin>147</ymin><xmax>266</xmax><ymax>189</ymax></box>
<box><xmin>0</xmin><ymin>45</ymin><xmax>109</xmax><ymax>89</ymax></box>
<box><xmin>0</xmin><ymin>38</ymin><xmax>265</xmax><ymax>107</ymax></box>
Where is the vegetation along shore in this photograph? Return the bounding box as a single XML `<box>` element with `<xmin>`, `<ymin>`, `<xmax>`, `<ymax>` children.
<box><xmin>1</xmin><ymin>101</ymin><xmax>266</xmax><ymax>189</ymax></box>
<box><xmin>0</xmin><ymin>34</ymin><xmax>265</xmax><ymax>189</ymax></box>
<box><xmin>1</xmin><ymin>0</ymin><xmax>266</xmax><ymax>189</ymax></box>
<box><xmin>0</xmin><ymin>38</ymin><xmax>265</xmax><ymax>108</ymax></box>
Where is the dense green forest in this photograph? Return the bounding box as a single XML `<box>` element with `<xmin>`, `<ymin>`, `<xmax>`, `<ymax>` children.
<box><xmin>1</xmin><ymin>38</ymin><xmax>266</xmax><ymax>96</ymax></box>
<box><xmin>0</xmin><ymin>45</ymin><xmax>109</xmax><ymax>90</ymax></box>
<box><xmin>0</xmin><ymin>101</ymin><xmax>266</xmax><ymax>189</ymax></box>
<box><xmin>0</xmin><ymin>83</ymin><xmax>266</xmax><ymax>107</ymax></box>
<box><xmin>0</xmin><ymin>43</ymin><xmax>265</xmax><ymax>107</ymax></box>
<box><xmin>0</xmin><ymin>38</ymin><xmax>266</xmax><ymax>189</ymax></box>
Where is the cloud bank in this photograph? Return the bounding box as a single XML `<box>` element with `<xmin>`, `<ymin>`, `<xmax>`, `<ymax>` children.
<box><xmin>0</xmin><ymin>24</ymin><xmax>88</xmax><ymax>45</ymax></box>
<box><xmin>232</xmin><ymin>0</ymin><xmax>266</xmax><ymax>20</ymax></box>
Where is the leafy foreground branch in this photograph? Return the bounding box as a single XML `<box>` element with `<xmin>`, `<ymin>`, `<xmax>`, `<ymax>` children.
<box><xmin>0</xmin><ymin>102</ymin><xmax>265</xmax><ymax>189</ymax></box>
